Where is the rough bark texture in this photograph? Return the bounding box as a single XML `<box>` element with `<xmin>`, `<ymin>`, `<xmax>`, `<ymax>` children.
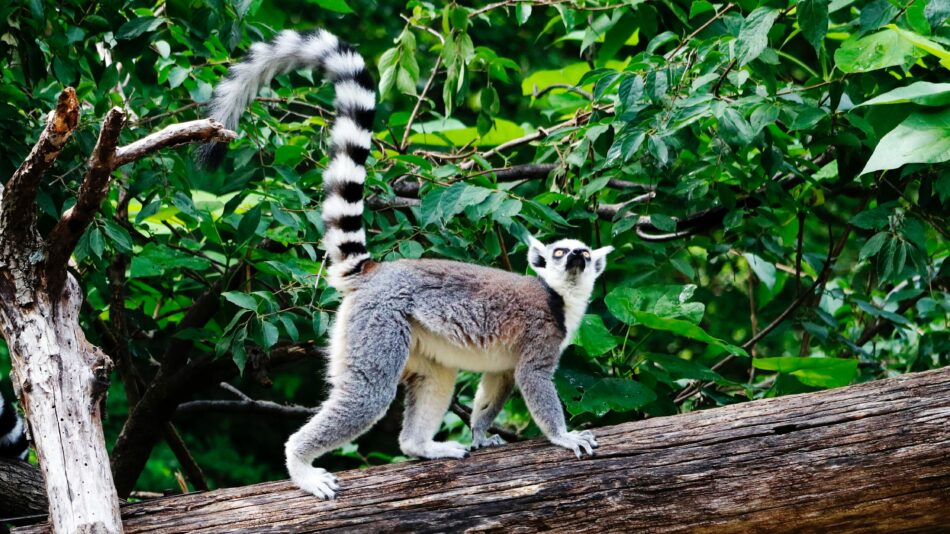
<box><xmin>15</xmin><ymin>366</ymin><xmax>950</xmax><ymax>534</ymax></box>
<box><xmin>0</xmin><ymin>460</ymin><xmax>47</xmax><ymax>518</ymax></box>
<box><xmin>0</xmin><ymin>275</ymin><xmax>121</xmax><ymax>534</ymax></box>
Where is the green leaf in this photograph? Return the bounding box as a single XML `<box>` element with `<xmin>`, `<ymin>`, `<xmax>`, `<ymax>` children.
<box><xmin>222</xmin><ymin>291</ymin><xmax>259</xmax><ymax>311</ymax></box>
<box><xmin>261</xmin><ymin>320</ymin><xmax>280</xmax><ymax>349</ymax></box>
<box><xmin>605</xmin><ymin>285</ymin><xmax>706</xmax><ymax>325</ymax></box>
<box><xmin>116</xmin><ymin>17</ymin><xmax>164</xmax><ymax>40</ymax></box>
<box><xmin>752</xmin><ymin>357</ymin><xmax>857</xmax><ymax>388</ymax></box>
<box><xmin>736</xmin><ymin>7</ymin><xmax>780</xmax><ymax>66</ymax></box>
<box><xmin>888</xmin><ymin>26</ymin><xmax>950</xmax><ymax>66</ymax></box>
<box><xmin>861</xmin><ymin>109</ymin><xmax>950</xmax><ymax>175</ymax></box>
<box><xmin>623</xmin><ymin>310</ymin><xmax>748</xmax><ymax>357</ymax></box>
<box><xmin>89</xmin><ymin>227</ymin><xmax>105</xmax><ymax>259</ymax></box>
<box><xmin>274</xmin><ymin>145</ymin><xmax>307</xmax><ymax>166</ymax></box>
<box><xmin>798</xmin><ymin>0</ymin><xmax>828</xmax><ymax>52</ymax></box>
<box><xmin>378</xmin><ymin>47</ymin><xmax>399</xmax><ymax>98</ymax></box>
<box><xmin>308</xmin><ymin>0</ymin><xmax>353</xmax><ymax>14</ymax></box>
<box><xmin>102</xmin><ymin>220</ymin><xmax>134</xmax><ymax>253</ymax></box>
<box><xmin>834</xmin><ymin>29</ymin><xmax>917</xmax><ymax>73</ymax></box>
<box><xmin>583</xmin><ymin>378</ymin><xmax>657</xmax><ymax>414</ymax></box>
<box><xmin>857</xmin><ymin>81</ymin><xmax>950</xmax><ymax>107</ymax></box>
<box><xmin>860</xmin><ymin>232</ymin><xmax>888</xmax><ymax>260</ymax></box>
<box><xmin>420</xmin><ymin>183</ymin><xmax>493</xmax><ymax>227</ymax></box>
<box><xmin>646</xmin><ymin>353</ymin><xmax>727</xmax><ymax>383</ymax></box>
<box><xmin>743</xmin><ymin>253</ymin><xmax>776</xmax><ymax>289</ymax></box>
<box><xmin>515</xmin><ymin>3</ymin><xmax>532</xmax><ymax>25</ymax></box>
<box><xmin>850</xmin><ymin>204</ymin><xmax>893</xmax><ymax>230</ymax></box>
<box><xmin>236</xmin><ymin>205</ymin><xmax>263</xmax><ymax>242</ymax></box>
<box><xmin>651</xmin><ymin>214</ymin><xmax>676</xmax><ymax>232</ymax></box>
<box><xmin>573</xmin><ymin>314</ymin><xmax>618</xmax><ymax>357</ymax></box>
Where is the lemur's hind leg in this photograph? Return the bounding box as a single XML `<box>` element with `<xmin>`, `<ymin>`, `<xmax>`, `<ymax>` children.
<box><xmin>399</xmin><ymin>357</ymin><xmax>467</xmax><ymax>459</ymax></box>
<box><xmin>470</xmin><ymin>371</ymin><xmax>514</xmax><ymax>449</ymax></box>
<box><xmin>285</xmin><ymin>301</ymin><xmax>411</xmax><ymax>499</ymax></box>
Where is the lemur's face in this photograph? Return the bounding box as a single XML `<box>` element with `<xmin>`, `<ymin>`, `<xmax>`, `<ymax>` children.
<box><xmin>527</xmin><ymin>236</ymin><xmax>613</xmax><ymax>288</ymax></box>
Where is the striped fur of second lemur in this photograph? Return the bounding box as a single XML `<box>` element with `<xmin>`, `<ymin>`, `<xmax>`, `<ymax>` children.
<box><xmin>0</xmin><ymin>391</ymin><xmax>29</xmax><ymax>461</ymax></box>
<box><xmin>200</xmin><ymin>28</ymin><xmax>613</xmax><ymax>500</ymax></box>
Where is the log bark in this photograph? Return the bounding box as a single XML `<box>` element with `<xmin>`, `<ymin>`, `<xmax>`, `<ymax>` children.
<box><xmin>0</xmin><ymin>460</ymin><xmax>47</xmax><ymax>518</ymax></box>
<box><xmin>15</xmin><ymin>366</ymin><xmax>950</xmax><ymax>534</ymax></box>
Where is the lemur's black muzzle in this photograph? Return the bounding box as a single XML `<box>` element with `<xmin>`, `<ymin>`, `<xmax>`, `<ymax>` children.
<box><xmin>566</xmin><ymin>250</ymin><xmax>587</xmax><ymax>270</ymax></box>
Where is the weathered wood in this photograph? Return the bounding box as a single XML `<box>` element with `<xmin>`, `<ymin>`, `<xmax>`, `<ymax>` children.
<box><xmin>17</xmin><ymin>366</ymin><xmax>950</xmax><ymax>534</ymax></box>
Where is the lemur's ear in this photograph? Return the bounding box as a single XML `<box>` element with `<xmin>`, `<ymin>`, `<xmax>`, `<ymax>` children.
<box><xmin>527</xmin><ymin>236</ymin><xmax>548</xmax><ymax>270</ymax></box>
<box><xmin>591</xmin><ymin>245</ymin><xmax>614</xmax><ymax>276</ymax></box>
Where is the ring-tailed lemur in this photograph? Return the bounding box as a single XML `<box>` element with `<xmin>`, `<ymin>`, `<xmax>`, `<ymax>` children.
<box><xmin>200</xmin><ymin>29</ymin><xmax>613</xmax><ymax>499</ymax></box>
<box><xmin>0</xmin><ymin>391</ymin><xmax>29</xmax><ymax>461</ymax></box>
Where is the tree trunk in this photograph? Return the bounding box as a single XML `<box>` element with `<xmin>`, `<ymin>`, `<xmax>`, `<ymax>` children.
<box><xmin>0</xmin><ymin>276</ymin><xmax>120</xmax><ymax>533</ymax></box>
<box><xmin>13</xmin><ymin>366</ymin><xmax>950</xmax><ymax>533</ymax></box>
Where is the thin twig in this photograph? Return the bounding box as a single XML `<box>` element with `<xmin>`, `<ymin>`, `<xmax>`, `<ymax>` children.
<box><xmin>401</xmin><ymin>56</ymin><xmax>443</xmax><ymax>152</ymax></box>
<box><xmin>665</xmin><ymin>3</ymin><xmax>735</xmax><ymax>60</ymax></box>
<box><xmin>532</xmin><ymin>83</ymin><xmax>593</xmax><ymax>100</ymax></box>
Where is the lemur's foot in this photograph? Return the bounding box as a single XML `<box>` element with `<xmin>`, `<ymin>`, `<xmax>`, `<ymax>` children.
<box><xmin>550</xmin><ymin>430</ymin><xmax>598</xmax><ymax>458</ymax></box>
<box><xmin>297</xmin><ymin>467</ymin><xmax>339</xmax><ymax>500</ymax></box>
<box><xmin>470</xmin><ymin>433</ymin><xmax>507</xmax><ymax>450</ymax></box>
<box><xmin>402</xmin><ymin>440</ymin><xmax>470</xmax><ymax>459</ymax></box>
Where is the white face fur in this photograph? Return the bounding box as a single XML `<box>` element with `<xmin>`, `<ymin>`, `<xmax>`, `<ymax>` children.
<box><xmin>527</xmin><ymin>236</ymin><xmax>613</xmax><ymax>350</ymax></box>
<box><xmin>527</xmin><ymin>236</ymin><xmax>613</xmax><ymax>291</ymax></box>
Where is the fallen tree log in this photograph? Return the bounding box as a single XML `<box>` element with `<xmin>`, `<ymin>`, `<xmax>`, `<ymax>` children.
<box><xmin>15</xmin><ymin>366</ymin><xmax>950</xmax><ymax>533</ymax></box>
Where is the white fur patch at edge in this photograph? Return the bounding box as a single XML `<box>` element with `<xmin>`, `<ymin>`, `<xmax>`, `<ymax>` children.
<box><xmin>323</xmin><ymin>50</ymin><xmax>366</xmax><ymax>79</ymax></box>
<box><xmin>322</xmin><ymin>196</ymin><xmax>364</xmax><ymax>218</ymax></box>
<box><xmin>334</xmin><ymin>80</ymin><xmax>376</xmax><ymax>111</ymax></box>
<box><xmin>330</xmin><ymin>117</ymin><xmax>372</xmax><ymax>149</ymax></box>
<box><xmin>323</xmin><ymin>155</ymin><xmax>366</xmax><ymax>185</ymax></box>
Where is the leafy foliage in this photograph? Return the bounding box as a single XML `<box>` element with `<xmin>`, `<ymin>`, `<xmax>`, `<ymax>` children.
<box><xmin>0</xmin><ymin>0</ymin><xmax>947</xmax><ymax>494</ymax></box>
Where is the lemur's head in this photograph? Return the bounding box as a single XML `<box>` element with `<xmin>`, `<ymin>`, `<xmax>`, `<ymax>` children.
<box><xmin>527</xmin><ymin>236</ymin><xmax>613</xmax><ymax>293</ymax></box>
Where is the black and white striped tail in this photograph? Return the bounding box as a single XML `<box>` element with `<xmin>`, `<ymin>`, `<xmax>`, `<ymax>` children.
<box><xmin>198</xmin><ymin>29</ymin><xmax>376</xmax><ymax>290</ymax></box>
<box><xmin>0</xmin><ymin>392</ymin><xmax>29</xmax><ymax>461</ymax></box>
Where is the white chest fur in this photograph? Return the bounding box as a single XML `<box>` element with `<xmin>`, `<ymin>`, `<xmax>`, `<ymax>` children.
<box><xmin>410</xmin><ymin>326</ymin><xmax>519</xmax><ymax>373</ymax></box>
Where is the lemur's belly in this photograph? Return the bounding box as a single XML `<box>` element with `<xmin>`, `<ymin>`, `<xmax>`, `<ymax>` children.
<box><xmin>410</xmin><ymin>326</ymin><xmax>517</xmax><ymax>373</ymax></box>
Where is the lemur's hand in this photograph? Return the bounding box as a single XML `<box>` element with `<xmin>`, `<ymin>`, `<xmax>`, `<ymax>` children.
<box><xmin>550</xmin><ymin>430</ymin><xmax>598</xmax><ymax>458</ymax></box>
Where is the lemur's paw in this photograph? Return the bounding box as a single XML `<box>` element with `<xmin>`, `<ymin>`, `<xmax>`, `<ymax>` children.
<box><xmin>550</xmin><ymin>430</ymin><xmax>598</xmax><ymax>458</ymax></box>
<box><xmin>403</xmin><ymin>440</ymin><xmax>470</xmax><ymax>459</ymax></box>
<box><xmin>470</xmin><ymin>433</ymin><xmax>507</xmax><ymax>450</ymax></box>
<box><xmin>297</xmin><ymin>467</ymin><xmax>340</xmax><ymax>500</ymax></box>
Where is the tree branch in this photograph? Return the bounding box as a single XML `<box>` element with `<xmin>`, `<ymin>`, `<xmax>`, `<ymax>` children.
<box><xmin>45</xmin><ymin>107</ymin><xmax>126</xmax><ymax>294</ymax></box>
<box><xmin>113</xmin><ymin>119</ymin><xmax>236</xmax><ymax>168</ymax></box>
<box><xmin>0</xmin><ymin>88</ymin><xmax>79</xmax><ymax>228</ymax></box>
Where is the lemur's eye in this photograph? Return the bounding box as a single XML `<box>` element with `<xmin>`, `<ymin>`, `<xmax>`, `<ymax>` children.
<box><xmin>553</xmin><ymin>249</ymin><xmax>566</xmax><ymax>258</ymax></box>
<box><xmin>582</xmin><ymin>250</ymin><xmax>590</xmax><ymax>258</ymax></box>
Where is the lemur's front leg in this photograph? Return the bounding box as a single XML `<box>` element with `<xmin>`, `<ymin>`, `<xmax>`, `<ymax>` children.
<box><xmin>470</xmin><ymin>371</ymin><xmax>514</xmax><ymax>449</ymax></box>
<box><xmin>515</xmin><ymin>357</ymin><xmax>597</xmax><ymax>458</ymax></box>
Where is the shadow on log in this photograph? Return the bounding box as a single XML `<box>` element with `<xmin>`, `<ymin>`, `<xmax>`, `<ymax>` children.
<box><xmin>14</xmin><ymin>366</ymin><xmax>950</xmax><ymax>533</ymax></box>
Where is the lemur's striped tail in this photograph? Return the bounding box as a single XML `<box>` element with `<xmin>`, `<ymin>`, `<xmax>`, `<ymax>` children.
<box><xmin>198</xmin><ymin>29</ymin><xmax>376</xmax><ymax>290</ymax></box>
<box><xmin>0</xmin><ymin>391</ymin><xmax>29</xmax><ymax>461</ymax></box>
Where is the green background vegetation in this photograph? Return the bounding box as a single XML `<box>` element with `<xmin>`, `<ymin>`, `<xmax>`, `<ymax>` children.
<box><xmin>1</xmin><ymin>0</ymin><xmax>947</xmax><ymax>494</ymax></box>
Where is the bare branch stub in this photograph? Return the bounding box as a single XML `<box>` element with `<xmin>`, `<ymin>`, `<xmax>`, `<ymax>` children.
<box><xmin>44</xmin><ymin>107</ymin><xmax>126</xmax><ymax>296</ymax></box>
<box><xmin>0</xmin><ymin>88</ymin><xmax>80</xmax><ymax>305</ymax></box>
<box><xmin>113</xmin><ymin>119</ymin><xmax>236</xmax><ymax>167</ymax></box>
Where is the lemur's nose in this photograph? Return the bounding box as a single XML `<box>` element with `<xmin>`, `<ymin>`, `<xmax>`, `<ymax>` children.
<box><xmin>570</xmin><ymin>249</ymin><xmax>585</xmax><ymax>257</ymax></box>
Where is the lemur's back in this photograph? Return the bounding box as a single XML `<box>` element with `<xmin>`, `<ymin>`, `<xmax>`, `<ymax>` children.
<box><xmin>351</xmin><ymin>259</ymin><xmax>565</xmax><ymax>371</ymax></box>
